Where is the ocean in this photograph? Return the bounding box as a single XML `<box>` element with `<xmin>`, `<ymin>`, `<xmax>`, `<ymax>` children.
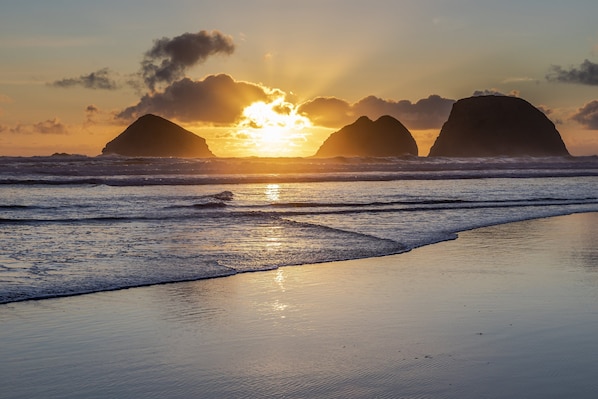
<box><xmin>1</xmin><ymin>155</ymin><xmax>597</xmax><ymax>304</ymax></box>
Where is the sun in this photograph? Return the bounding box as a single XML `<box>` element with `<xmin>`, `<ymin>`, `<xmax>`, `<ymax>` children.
<box><xmin>237</xmin><ymin>97</ymin><xmax>312</xmax><ymax>157</ymax></box>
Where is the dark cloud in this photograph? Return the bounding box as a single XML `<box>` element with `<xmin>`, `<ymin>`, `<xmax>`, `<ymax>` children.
<box><xmin>546</xmin><ymin>59</ymin><xmax>598</xmax><ymax>86</ymax></box>
<box><xmin>142</xmin><ymin>30</ymin><xmax>235</xmax><ymax>91</ymax></box>
<box><xmin>299</xmin><ymin>95</ymin><xmax>455</xmax><ymax>129</ymax></box>
<box><xmin>51</xmin><ymin>68</ymin><xmax>119</xmax><ymax>90</ymax></box>
<box><xmin>86</xmin><ymin>104</ymin><xmax>99</xmax><ymax>114</ymax></box>
<box><xmin>85</xmin><ymin>104</ymin><xmax>99</xmax><ymax>126</ymax></box>
<box><xmin>49</xmin><ymin>30</ymin><xmax>235</xmax><ymax>92</ymax></box>
<box><xmin>117</xmin><ymin>74</ymin><xmax>272</xmax><ymax>123</ymax></box>
<box><xmin>355</xmin><ymin>95</ymin><xmax>455</xmax><ymax>129</ymax></box>
<box><xmin>297</xmin><ymin>97</ymin><xmax>353</xmax><ymax>127</ymax></box>
<box><xmin>572</xmin><ymin>100</ymin><xmax>598</xmax><ymax>129</ymax></box>
<box><xmin>472</xmin><ymin>89</ymin><xmax>520</xmax><ymax>97</ymax></box>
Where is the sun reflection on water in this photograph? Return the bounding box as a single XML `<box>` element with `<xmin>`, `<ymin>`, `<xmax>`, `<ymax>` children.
<box><xmin>265</xmin><ymin>184</ymin><xmax>280</xmax><ymax>202</ymax></box>
<box><xmin>274</xmin><ymin>269</ymin><xmax>286</xmax><ymax>292</ymax></box>
<box><xmin>272</xmin><ymin>269</ymin><xmax>288</xmax><ymax>318</ymax></box>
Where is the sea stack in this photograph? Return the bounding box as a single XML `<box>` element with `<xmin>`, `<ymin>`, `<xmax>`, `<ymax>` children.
<box><xmin>428</xmin><ymin>96</ymin><xmax>569</xmax><ymax>157</ymax></box>
<box><xmin>102</xmin><ymin>114</ymin><xmax>215</xmax><ymax>157</ymax></box>
<box><xmin>314</xmin><ymin>115</ymin><xmax>418</xmax><ymax>157</ymax></box>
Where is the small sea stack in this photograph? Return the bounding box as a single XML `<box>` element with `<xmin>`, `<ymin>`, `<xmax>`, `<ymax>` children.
<box><xmin>314</xmin><ymin>115</ymin><xmax>418</xmax><ymax>157</ymax></box>
<box><xmin>102</xmin><ymin>114</ymin><xmax>215</xmax><ymax>157</ymax></box>
<box><xmin>428</xmin><ymin>96</ymin><xmax>569</xmax><ymax>157</ymax></box>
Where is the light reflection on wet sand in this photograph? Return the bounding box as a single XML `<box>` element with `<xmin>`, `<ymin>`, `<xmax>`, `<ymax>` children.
<box><xmin>1</xmin><ymin>213</ymin><xmax>598</xmax><ymax>398</ymax></box>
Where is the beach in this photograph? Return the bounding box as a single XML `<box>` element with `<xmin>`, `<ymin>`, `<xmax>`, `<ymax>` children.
<box><xmin>1</xmin><ymin>212</ymin><xmax>597</xmax><ymax>398</ymax></box>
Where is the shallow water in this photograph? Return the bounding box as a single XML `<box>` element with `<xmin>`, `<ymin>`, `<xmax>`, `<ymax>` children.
<box><xmin>1</xmin><ymin>213</ymin><xmax>597</xmax><ymax>398</ymax></box>
<box><xmin>1</xmin><ymin>156</ymin><xmax>598</xmax><ymax>303</ymax></box>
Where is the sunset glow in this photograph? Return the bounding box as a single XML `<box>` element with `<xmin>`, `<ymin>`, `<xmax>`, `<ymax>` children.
<box><xmin>1</xmin><ymin>1</ymin><xmax>598</xmax><ymax>156</ymax></box>
<box><xmin>237</xmin><ymin>98</ymin><xmax>312</xmax><ymax>157</ymax></box>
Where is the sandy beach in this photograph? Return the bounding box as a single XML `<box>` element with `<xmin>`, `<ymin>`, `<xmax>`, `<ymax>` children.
<box><xmin>1</xmin><ymin>212</ymin><xmax>598</xmax><ymax>399</ymax></box>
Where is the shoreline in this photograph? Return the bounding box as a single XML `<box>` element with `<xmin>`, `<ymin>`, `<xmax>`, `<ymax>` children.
<box><xmin>1</xmin><ymin>212</ymin><xmax>598</xmax><ymax>398</ymax></box>
<box><xmin>2</xmin><ymin>210</ymin><xmax>596</xmax><ymax>306</ymax></box>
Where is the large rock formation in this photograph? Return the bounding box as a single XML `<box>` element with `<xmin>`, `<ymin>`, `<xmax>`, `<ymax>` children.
<box><xmin>102</xmin><ymin>114</ymin><xmax>215</xmax><ymax>157</ymax></box>
<box><xmin>428</xmin><ymin>96</ymin><xmax>569</xmax><ymax>157</ymax></box>
<box><xmin>314</xmin><ymin>115</ymin><xmax>418</xmax><ymax>157</ymax></box>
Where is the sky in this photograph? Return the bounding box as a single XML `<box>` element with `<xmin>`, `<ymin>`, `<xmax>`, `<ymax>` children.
<box><xmin>1</xmin><ymin>0</ymin><xmax>598</xmax><ymax>157</ymax></box>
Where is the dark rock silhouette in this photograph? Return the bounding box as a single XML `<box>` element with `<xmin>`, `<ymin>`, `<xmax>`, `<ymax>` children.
<box><xmin>102</xmin><ymin>114</ymin><xmax>215</xmax><ymax>157</ymax></box>
<box><xmin>314</xmin><ymin>115</ymin><xmax>418</xmax><ymax>157</ymax></box>
<box><xmin>428</xmin><ymin>96</ymin><xmax>569</xmax><ymax>157</ymax></box>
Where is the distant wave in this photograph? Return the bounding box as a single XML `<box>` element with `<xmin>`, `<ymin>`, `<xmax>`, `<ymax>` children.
<box><xmin>265</xmin><ymin>197</ymin><xmax>597</xmax><ymax>209</ymax></box>
<box><xmin>2</xmin><ymin>196</ymin><xmax>596</xmax><ymax>225</ymax></box>
<box><xmin>1</xmin><ymin>156</ymin><xmax>597</xmax><ymax>187</ymax></box>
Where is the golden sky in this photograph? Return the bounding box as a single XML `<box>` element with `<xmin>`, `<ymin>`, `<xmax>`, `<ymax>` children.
<box><xmin>1</xmin><ymin>1</ymin><xmax>598</xmax><ymax>157</ymax></box>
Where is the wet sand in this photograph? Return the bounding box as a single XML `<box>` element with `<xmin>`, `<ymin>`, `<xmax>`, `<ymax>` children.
<box><xmin>1</xmin><ymin>213</ymin><xmax>598</xmax><ymax>399</ymax></box>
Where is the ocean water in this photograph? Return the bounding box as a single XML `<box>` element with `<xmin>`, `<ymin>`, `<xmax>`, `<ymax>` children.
<box><xmin>1</xmin><ymin>155</ymin><xmax>597</xmax><ymax>304</ymax></box>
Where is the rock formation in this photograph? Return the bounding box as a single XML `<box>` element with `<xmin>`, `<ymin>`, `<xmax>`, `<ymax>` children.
<box><xmin>102</xmin><ymin>114</ymin><xmax>215</xmax><ymax>157</ymax></box>
<box><xmin>314</xmin><ymin>115</ymin><xmax>418</xmax><ymax>157</ymax></box>
<box><xmin>428</xmin><ymin>96</ymin><xmax>569</xmax><ymax>157</ymax></box>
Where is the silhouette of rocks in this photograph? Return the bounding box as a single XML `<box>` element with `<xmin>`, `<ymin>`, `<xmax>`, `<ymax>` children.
<box><xmin>314</xmin><ymin>115</ymin><xmax>418</xmax><ymax>157</ymax></box>
<box><xmin>102</xmin><ymin>114</ymin><xmax>215</xmax><ymax>157</ymax></box>
<box><xmin>428</xmin><ymin>96</ymin><xmax>569</xmax><ymax>157</ymax></box>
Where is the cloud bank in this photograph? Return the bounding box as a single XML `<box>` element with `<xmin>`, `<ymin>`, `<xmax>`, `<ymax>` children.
<box><xmin>472</xmin><ymin>89</ymin><xmax>520</xmax><ymax>97</ymax></box>
<box><xmin>546</xmin><ymin>59</ymin><xmax>598</xmax><ymax>86</ymax></box>
<box><xmin>142</xmin><ymin>30</ymin><xmax>235</xmax><ymax>91</ymax></box>
<box><xmin>298</xmin><ymin>94</ymin><xmax>455</xmax><ymax>129</ymax></box>
<box><xmin>117</xmin><ymin>74</ymin><xmax>274</xmax><ymax>123</ymax></box>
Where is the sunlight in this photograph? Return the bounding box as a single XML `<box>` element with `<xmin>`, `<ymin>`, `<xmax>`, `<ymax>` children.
<box><xmin>237</xmin><ymin>96</ymin><xmax>312</xmax><ymax>157</ymax></box>
<box><xmin>265</xmin><ymin>184</ymin><xmax>280</xmax><ymax>202</ymax></box>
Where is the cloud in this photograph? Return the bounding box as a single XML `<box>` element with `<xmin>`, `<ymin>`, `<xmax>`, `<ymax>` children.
<box><xmin>48</xmin><ymin>30</ymin><xmax>235</xmax><ymax>92</ymax></box>
<box><xmin>32</xmin><ymin>118</ymin><xmax>68</xmax><ymax>134</ymax></box>
<box><xmin>86</xmin><ymin>104</ymin><xmax>99</xmax><ymax>114</ymax></box>
<box><xmin>535</xmin><ymin>105</ymin><xmax>564</xmax><ymax>125</ymax></box>
<box><xmin>572</xmin><ymin>100</ymin><xmax>598</xmax><ymax>129</ymax></box>
<box><xmin>51</xmin><ymin>68</ymin><xmax>120</xmax><ymax>90</ymax></box>
<box><xmin>298</xmin><ymin>95</ymin><xmax>455</xmax><ymax>129</ymax></box>
<box><xmin>297</xmin><ymin>97</ymin><xmax>353</xmax><ymax>127</ymax></box>
<box><xmin>117</xmin><ymin>74</ymin><xmax>274</xmax><ymax>123</ymax></box>
<box><xmin>84</xmin><ymin>104</ymin><xmax>100</xmax><ymax>127</ymax></box>
<box><xmin>546</xmin><ymin>59</ymin><xmax>598</xmax><ymax>86</ymax></box>
<box><xmin>141</xmin><ymin>30</ymin><xmax>235</xmax><ymax>91</ymax></box>
<box><xmin>536</xmin><ymin>105</ymin><xmax>552</xmax><ymax>115</ymax></box>
<box><xmin>501</xmin><ymin>77</ymin><xmax>536</xmax><ymax>84</ymax></box>
<box><xmin>8</xmin><ymin>118</ymin><xmax>68</xmax><ymax>134</ymax></box>
<box><xmin>472</xmin><ymin>88</ymin><xmax>520</xmax><ymax>97</ymax></box>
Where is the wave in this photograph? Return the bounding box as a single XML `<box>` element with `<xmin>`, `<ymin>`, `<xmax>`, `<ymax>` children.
<box><xmin>0</xmin><ymin>214</ymin><xmax>406</xmax><ymax>304</ymax></box>
<box><xmin>264</xmin><ymin>197</ymin><xmax>598</xmax><ymax>209</ymax></box>
<box><xmin>1</xmin><ymin>156</ymin><xmax>597</xmax><ymax>186</ymax></box>
<box><xmin>4</xmin><ymin>208</ymin><xmax>597</xmax><ymax>305</ymax></box>
<box><xmin>1</xmin><ymin>196</ymin><xmax>596</xmax><ymax>225</ymax></box>
<box><xmin>0</xmin><ymin>205</ymin><xmax>34</xmax><ymax>210</ymax></box>
<box><xmin>0</xmin><ymin>178</ymin><xmax>105</xmax><ymax>185</ymax></box>
<box><xmin>166</xmin><ymin>202</ymin><xmax>228</xmax><ymax>210</ymax></box>
<box><xmin>210</xmin><ymin>190</ymin><xmax>234</xmax><ymax>201</ymax></box>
